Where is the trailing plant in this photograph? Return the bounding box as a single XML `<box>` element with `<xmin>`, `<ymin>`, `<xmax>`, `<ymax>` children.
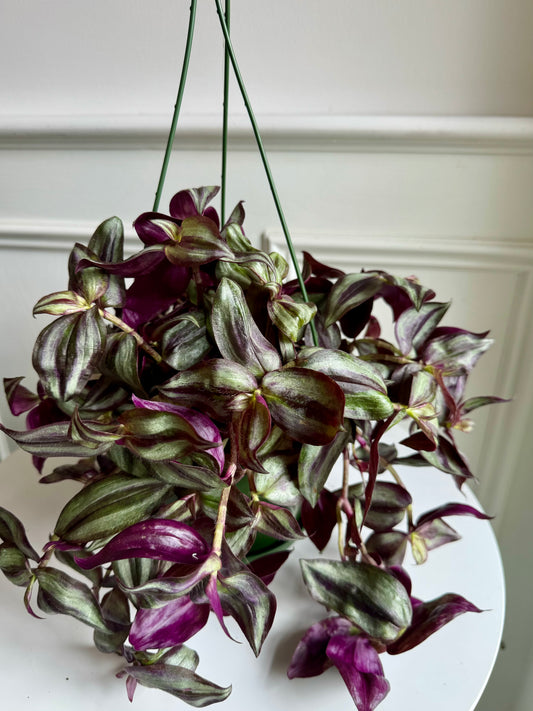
<box><xmin>0</xmin><ymin>186</ymin><xmax>502</xmax><ymax>709</ymax></box>
<box><xmin>0</xmin><ymin>2</ymin><xmax>503</xmax><ymax>710</ymax></box>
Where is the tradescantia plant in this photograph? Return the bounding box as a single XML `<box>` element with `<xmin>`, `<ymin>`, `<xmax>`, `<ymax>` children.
<box><xmin>0</xmin><ymin>2</ymin><xmax>504</xmax><ymax>710</ymax></box>
<box><xmin>0</xmin><ymin>185</ymin><xmax>502</xmax><ymax>710</ymax></box>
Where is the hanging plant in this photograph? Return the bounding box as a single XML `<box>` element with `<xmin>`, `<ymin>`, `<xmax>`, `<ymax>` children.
<box><xmin>0</xmin><ymin>2</ymin><xmax>504</xmax><ymax>710</ymax></box>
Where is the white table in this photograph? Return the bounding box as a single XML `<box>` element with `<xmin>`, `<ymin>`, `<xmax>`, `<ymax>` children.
<box><xmin>0</xmin><ymin>450</ymin><xmax>504</xmax><ymax>710</ymax></box>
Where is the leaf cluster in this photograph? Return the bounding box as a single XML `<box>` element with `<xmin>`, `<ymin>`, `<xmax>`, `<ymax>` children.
<box><xmin>0</xmin><ymin>186</ymin><xmax>502</xmax><ymax>710</ymax></box>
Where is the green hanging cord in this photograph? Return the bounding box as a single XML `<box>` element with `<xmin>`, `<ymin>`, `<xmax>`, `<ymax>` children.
<box><xmin>220</xmin><ymin>0</ymin><xmax>231</xmax><ymax>226</ymax></box>
<box><xmin>213</xmin><ymin>0</ymin><xmax>319</xmax><ymax>346</ymax></box>
<box><xmin>153</xmin><ymin>0</ymin><xmax>198</xmax><ymax>212</ymax></box>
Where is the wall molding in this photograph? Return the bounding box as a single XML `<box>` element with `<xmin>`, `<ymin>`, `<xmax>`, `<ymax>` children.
<box><xmin>0</xmin><ymin>220</ymin><xmax>138</xmax><ymax>253</ymax></box>
<box><xmin>1</xmin><ymin>114</ymin><xmax>533</xmax><ymax>155</ymax></box>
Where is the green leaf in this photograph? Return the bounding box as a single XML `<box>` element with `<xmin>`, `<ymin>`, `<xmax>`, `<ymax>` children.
<box><xmin>32</xmin><ymin>307</ymin><xmax>106</xmax><ymax>402</ymax></box>
<box><xmin>158</xmin><ymin>359</ymin><xmax>258</xmax><ymax>421</ymax></box>
<box><xmin>211</xmin><ymin>278</ymin><xmax>281</xmax><ymax>377</ymax></box>
<box><xmin>365</xmin><ymin>531</ymin><xmax>408</xmax><ymax>567</ymax></box>
<box><xmin>151</xmin><ymin>461</ymin><xmax>225</xmax><ymax>491</ymax></box>
<box><xmin>93</xmin><ymin>588</ymin><xmax>131</xmax><ymax>653</ymax></box>
<box><xmin>0</xmin><ymin>421</ymin><xmax>112</xmax><ymax>459</ymax></box>
<box><xmin>154</xmin><ymin>312</ymin><xmax>211</xmax><ymax>371</ymax></box>
<box><xmin>119</xmin><ymin>408</ymin><xmax>218</xmax><ymax>462</ymax></box>
<box><xmin>295</xmin><ymin>348</ymin><xmax>394</xmax><ymax>420</ymax></box>
<box><xmin>33</xmin><ymin>290</ymin><xmax>90</xmax><ymax>316</ymax></box>
<box><xmin>261</xmin><ymin>367</ymin><xmax>344</xmax><ymax>445</ymax></box>
<box><xmin>69</xmin><ymin>409</ymin><xmax>122</xmax><ymax>449</ymax></box>
<box><xmin>0</xmin><ymin>544</ymin><xmax>32</xmax><ymax>586</ymax></box>
<box><xmin>234</xmin><ymin>394</ymin><xmax>271</xmax><ymax>473</ymax></box>
<box><xmin>423</xmin><ymin>330</ymin><xmax>493</xmax><ymax>376</ymax></box>
<box><xmin>268</xmin><ymin>295</ymin><xmax>317</xmax><ymax>342</ymax></box>
<box><xmin>324</xmin><ymin>272</ymin><xmax>384</xmax><ymax>327</ymax></box>
<box><xmin>164</xmin><ymin>216</ymin><xmax>234</xmax><ymax>266</ymax></box>
<box><xmin>300</xmin><ymin>559</ymin><xmax>412</xmax><ymax>642</ymax></box>
<box><xmin>35</xmin><ymin>566</ymin><xmax>107</xmax><ymax>630</ymax></box>
<box><xmin>87</xmin><ymin>216</ymin><xmax>126</xmax><ymax>308</ymax></box>
<box><xmin>124</xmin><ymin>661</ymin><xmax>232</xmax><ymax>707</ymax></box>
<box><xmin>254</xmin><ymin>502</ymin><xmax>304</xmax><ymax>542</ymax></box>
<box><xmin>382</xmin><ymin>272</ymin><xmax>435</xmax><ymax>310</ymax></box>
<box><xmin>298</xmin><ymin>428</ymin><xmax>350</xmax><ymax>507</ymax></box>
<box><xmin>54</xmin><ymin>474</ymin><xmax>171</xmax><ymax>544</ymax></box>
<box><xmin>112</xmin><ymin>557</ymin><xmax>161</xmax><ymax>589</ymax></box>
<box><xmin>0</xmin><ymin>507</ymin><xmax>39</xmax><ymax>561</ymax></box>
<box><xmin>217</xmin><ymin>570</ymin><xmax>276</xmax><ymax>656</ymax></box>
<box><xmin>395</xmin><ymin>302</ymin><xmax>450</xmax><ymax>355</ymax></box>
<box><xmin>101</xmin><ymin>332</ymin><xmax>145</xmax><ymax>396</ymax></box>
<box><xmin>347</xmin><ymin>481</ymin><xmax>412</xmax><ymax>532</ymax></box>
<box><xmin>344</xmin><ymin>390</ymin><xmax>395</xmax><ymax>420</ymax></box>
<box><xmin>297</xmin><ymin>347</ymin><xmax>388</xmax><ymax>394</ymax></box>
<box><xmin>254</xmin><ymin>457</ymin><xmax>301</xmax><ymax>508</ymax></box>
<box><xmin>68</xmin><ymin>243</ymin><xmax>111</xmax><ymax>304</ymax></box>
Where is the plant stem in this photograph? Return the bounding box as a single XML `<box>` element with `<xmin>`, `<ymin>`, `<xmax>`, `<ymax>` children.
<box><xmin>99</xmin><ymin>309</ymin><xmax>163</xmax><ymax>363</ymax></box>
<box><xmin>213</xmin><ymin>0</ymin><xmax>318</xmax><ymax>346</ymax></box>
<box><xmin>152</xmin><ymin>0</ymin><xmax>198</xmax><ymax>212</ymax></box>
<box><xmin>220</xmin><ymin>0</ymin><xmax>231</xmax><ymax>225</ymax></box>
<box><xmin>386</xmin><ymin>462</ymin><xmax>414</xmax><ymax>529</ymax></box>
<box><xmin>212</xmin><ymin>484</ymin><xmax>231</xmax><ymax>556</ymax></box>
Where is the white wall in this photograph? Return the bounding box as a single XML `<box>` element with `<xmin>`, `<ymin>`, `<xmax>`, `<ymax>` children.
<box><xmin>1</xmin><ymin>2</ymin><xmax>533</xmax><ymax>710</ymax></box>
<box><xmin>2</xmin><ymin>0</ymin><xmax>533</xmax><ymax>118</ymax></box>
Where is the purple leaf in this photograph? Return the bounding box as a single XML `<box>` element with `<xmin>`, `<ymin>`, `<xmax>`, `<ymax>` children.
<box><xmin>416</xmin><ymin>502</ymin><xmax>492</xmax><ymax>527</ymax></box>
<box><xmin>169</xmin><ymin>186</ymin><xmax>220</xmax><ymax>221</ymax></box>
<box><xmin>3</xmin><ymin>377</ymin><xmax>39</xmax><ymax>416</ymax></box>
<box><xmin>415</xmin><ymin>518</ymin><xmax>461</xmax><ymax>555</ymax></box>
<box><xmin>326</xmin><ymin>634</ymin><xmax>390</xmax><ymax>711</ymax></box>
<box><xmin>395</xmin><ymin>302</ymin><xmax>450</xmax><ymax>355</ymax></box>
<box><xmin>134</xmin><ymin>211</ymin><xmax>182</xmax><ymax>245</ymax></box>
<box><xmin>75</xmin><ymin>519</ymin><xmax>210</xmax><ymax>569</ymax></box>
<box><xmin>365</xmin><ymin>532</ymin><xmax>408</xmax><ymax>567</ymax></box>
<box><xmin>122</xmin><ymin>259</ymin><xmax>189</xmax><ymax>328</ymax></box>
<box><xmin>77</xmin><ymin>244</ymin><xmax>165</xmax><ymax>277</ymax></box>
<box><xmin>130</xmin><ymin>595</ymin><xmax>210</xmax><ymax>650</ymax></box>
<box><xmin>301</xmin><ymin>251</ymin><xmax>345</xmax><ymax>280</ymax></box>
<box><xmin>288</xmin><ymin>616</ymin><xmax>353</xmax><ymax>679</ymax></box>
<box><xmin>422</xmin><ymin>328</ymin><xmax>493</xmax><ymax>376</ymax></box>
<box><xmin>205</xmin><ymin>572</ymin><xmax>235</xmax><ymax>641</ymax></box>
<box><xmin>247</xmin><ymin>549</ymin><xmax>291</xmax><ymax>585</ymax></box>
<box><xmin>387</xmin><ymin>593</ymin><xmax>482</xmax><ymax>655</ymax></box>
<box><xmin>461</xmin><ymin>395</ymin><xmax>509</xmax><ymax>414</ymax></box>
<box><xmin>301</xmin><ymin>488</ymin><xmax>339</xmax><ymax>552</ymax></box>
